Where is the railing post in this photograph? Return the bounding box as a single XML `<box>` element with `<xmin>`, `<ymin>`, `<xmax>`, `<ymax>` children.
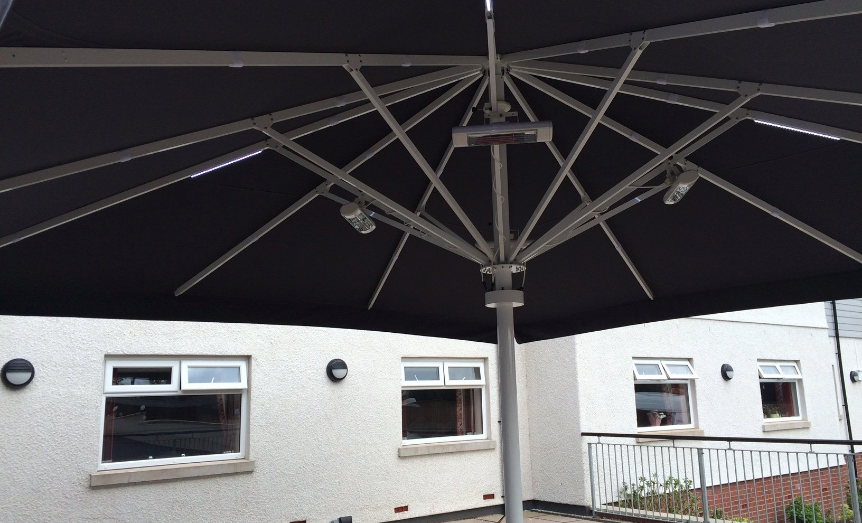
<box><xmin>849</xmin><ymin>455</ymin><xmax>861</xmax><ymax>523</ymax></box>
<box><xmin>588</xmin><ymin>442</ymin><xmax>598</xmax><ymax>516</ymax></box>
<box><xmin>698</xmin><ymin>448</ymin><xmax>710</xmax><ymax>523</ymax></box>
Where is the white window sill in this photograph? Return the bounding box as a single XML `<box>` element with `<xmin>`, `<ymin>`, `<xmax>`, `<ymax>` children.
<box><xmin>637</xmin><ymin>428</ymin><xmax>704</xmax><ymax>443</ymax></box>
<box><xmin>398</xmin><ymin>439</ymin><xmax>496</xmax><ymax>457</ymax></box>
<box><xmin>762</xmin><ymin>420</ymin><xmax>811</xmax><ymax>432</ymax></box>
<box><xmin>90</xmin><ymin>459</ymin><xmax>255</xmax><ymax>487</ymax></box>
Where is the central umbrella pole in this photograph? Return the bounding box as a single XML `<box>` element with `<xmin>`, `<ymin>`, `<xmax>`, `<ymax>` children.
<box><xmin>495</xmin><ymin>270</ymin><xmax>523</xmax><ymax>523</ymax></box>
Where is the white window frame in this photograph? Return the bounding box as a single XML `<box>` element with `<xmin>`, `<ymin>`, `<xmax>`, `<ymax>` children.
<box><xmin>401</xmin><ymin>360</ymin><xmax>445</xmax><ymax>387</ymax></box>
<box><xmin>758</xmin><ymin>360</ymin><xmax>804</xmax><ymax>422</ymax></box>
<box><xmin>633</xmin><ymin>358</ymin><xmax>697</xmax><ymax>432</ymax></box>
<box><xmin>99</xmin><ymin>357</ymin><xmax>249</xmax><ymax>471</ymax></box>
<box><xmin>758</xmin><ymin>361</ymin><xmax>802</xmax><ymax>379</ymax></box>
<box><xmin>181</xmin><ymin>359</ymin><xmax>248</xmax><ymax>391</ymax></box>
<box><xmin>401</xmin><ymin>358</ymin><xmax>488</xmax><ymax>446</ymax></box>
<box><xmin>104</xmin><ymin>359</ymin><xmax>180</xmax><ymax>394</ymax></box>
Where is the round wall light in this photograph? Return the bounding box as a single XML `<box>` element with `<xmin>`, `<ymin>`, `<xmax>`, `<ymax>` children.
<box><xmin>326</xmin><ymin>359</ymin><xmax>348</xmax><ymax>382</ymax></box>
<box><xmin>2</xmin><ymin>358</ymin><xmax>35</xmax><ymax>389</ymax></box>
<box><xmin>851</xmin><ymin>370</ymin><xmax>860</xmax><ymax>383</ymax></box>
<box><xmin>721</xmin><ymin>364</ymin><xmax>734</xmax><ymax>381</ymax></box>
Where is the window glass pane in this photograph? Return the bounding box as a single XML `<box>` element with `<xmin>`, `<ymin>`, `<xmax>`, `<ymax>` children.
<box><xmin>634</xmin><ymin>383</ymin><xmax>692</xmax><ymax>428</ymax></box>
<box><xmin>102</xmin><ymin>394</ymin><xmax>242</xmax><ymax>464</ymax></box>
<box><xmin>112</xmin><ymin>367</ymin><xmax>172</xmax><ymax>386</ymax></box>
<box><xmin>404</xmin><ymin>367</ymin><xmax>440</xmax><ymax>382</ymax></box>
<box><xmin>402</xmin><ymin>389</ymin><xmax>482</xmax><ymax>440</ymax></box>
<box><xmin>448</xmin><ymin>367</ymin><xmax>481</xmax><ymax>381</ymax></box>
<box><xmin>780</xmin><ymin>365</ymin><xmax>800</xmax><ymax>376</ymax></box>
<box><xmin>665</xmin><ymin>364</ymin><xmax>693</xmax><ymax>376</ymax></box>
<box><xmin>634</xmin><ymin>363</ymin><xmax>663</xmax><ymax>376</ymax></box>
<box><xmin>761</xmin><ymin>382</ymin><xmax>800</xmax><ymax>419</ymax></box>
<box><xmin>187</xmin><ymin>367</ymin><xmax>241</xmax><ymax>384</ymax></box>
<box><xmin>759</xmin><ymin>365</ymin><xmax>780</xmax><ymax>376</ymax></box>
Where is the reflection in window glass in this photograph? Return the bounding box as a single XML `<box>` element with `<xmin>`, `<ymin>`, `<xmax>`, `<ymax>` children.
<box><xmin>635</xmin><ymin>364</ymin><xmax>663</xmax><ymax>376</ymax></box>
<box><xmin>401</xmin><ymin>389</ymin><xmax>482</xmax><ymax>440</ymax></box>
<box><xmin>112</xmin><ymin>367</ymin><xmax>172</xmax><ymax>386</ymax></box>
<box><xmin>760</xmin><ymin>382</ymin><xmax>800</xmax><ymax>419</ymax></box>
<box><xmin>404</xmin><ymin>367</ymin><xmax>440</xmax><ymax>382</ymax></box>
<box><xmin>448</xmin><ymin>367</ymin><xmax>480</xmax><ymax>381</ymax></box>
<box><xmin>780</xmin><ymin>365</ymin><xmax>799</xmax><ymax>376</ymax></box>
<box><xmin>187</xmin><ymin>367</ymin><xmax>241</xmax><ymax>384</ymax></box>
<box><xmin>634</xmin><ymin>383</ymin><xmax>692</xmax><ymax>428</ymax></box>
<box><xmin>760</xmin><ymin>365</ymin><xmax>780</xmax><ymax>376</ymax></box>
<box><xmin>665</xmin><ymin>364</ymin><xmax>693</xmax><ymax>376</ymax></box>
<box><xmin>102</xmin><ymin>394</ymin><xmax>242</xmax><ymax>463</ymax></box>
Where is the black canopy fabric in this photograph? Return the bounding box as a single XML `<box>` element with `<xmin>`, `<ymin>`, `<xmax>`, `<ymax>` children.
<box><xmin>1</xmin><ymin>1</ymin><xmax>861</xmax><ymax>343</ymax></box>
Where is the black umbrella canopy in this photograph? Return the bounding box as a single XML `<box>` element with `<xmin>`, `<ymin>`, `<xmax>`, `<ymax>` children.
<box><xmin>1</xmin><ymin>0</ymin><xmax>861</xmax><ymax>343</ymax></box>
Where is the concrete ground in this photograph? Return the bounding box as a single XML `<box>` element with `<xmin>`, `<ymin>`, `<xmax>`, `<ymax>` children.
<box><xmin>452</xmin><ymin>511</ymin><xmax>593</xmax><ymax>523</ymax></box>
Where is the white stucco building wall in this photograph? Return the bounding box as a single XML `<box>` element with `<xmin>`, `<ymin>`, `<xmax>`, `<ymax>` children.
<box><xmin>0</xmin><ymin>301</ymin><xmax>849</xmax><ymax>522</ymax></box>
<box><xmin>521</xmin><ymin>302</ymin><xmax>846</xmax><ymax>508</ymax></box>
<box><xmin>0</xmin><ymin>316</ymin><xmax>516</xmax><ymax>523</ymax></box>
<box><xmin>836</xmin><ymin>334</ymin><xmax>862</xmax><ymax>439</ymax></box>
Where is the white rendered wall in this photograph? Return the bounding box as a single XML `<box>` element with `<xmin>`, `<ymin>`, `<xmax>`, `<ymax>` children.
<box><xmin>836</xmin><ymin>335</ymin><xmax>862</xmax><ymax>439</ymax></box>
<box><xmin>523</xmin><ymin>302</ymin><xmax>846</xmax><ymax>507</ymax></box>
<box><xmin>0</xmin><ymin>316</ymin><xmax>517</xmax><ymax>523</ymax></box>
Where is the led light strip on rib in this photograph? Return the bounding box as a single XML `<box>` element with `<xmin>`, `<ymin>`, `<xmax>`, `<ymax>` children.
<box><xmin>190</xmin><ymin>150</ymin><xmax>264</xmax><ymax>178</ymax></box>
<box><xmin>754</xmin><ymin>120</ymin><xmax>841</xmax><ymax>140</ymax></box>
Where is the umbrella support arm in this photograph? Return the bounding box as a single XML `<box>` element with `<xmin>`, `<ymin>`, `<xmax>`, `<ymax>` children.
<box><xmin>502</xmin><ymin>0</ymin><xmax>862</xmax><ymax>62</ymax></box>
<box><xmin>511</xmin><ymin>67</ymin><xmax>862</xmax><ymax>145</ymax></box>
<box><xmin>512</xmin><ymin>60</ymin><xmax>862</xmax><ymax>107</ymax></box>
<box><xmin>0</xmin><ymin>65</ymin><xmax>479</xmax><ymax>195</ymax></box>
<box><xmin>517</xmin><ymin>90</ymin><xmax>756</xmax><ymax>263</ymax></box>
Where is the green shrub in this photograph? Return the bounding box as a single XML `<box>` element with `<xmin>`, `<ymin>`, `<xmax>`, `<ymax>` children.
<box><xmin>619</xmin><ymin>474</ymin><xmax>700</xmax><ymax>516</ymax></box>
<box><xmin>826</xmin><ymin>504</ymin><xmax>854</xmax><ymax>523</ymax></box>
<box><xmin>709</xmin><ymin>508</ymin><xmax>749</xmax><ymax>523</ymax></box>
<box><xmin>785</xmin><ymin>497</ymin><xmax>825</xmax><ymax>523</ymax></box>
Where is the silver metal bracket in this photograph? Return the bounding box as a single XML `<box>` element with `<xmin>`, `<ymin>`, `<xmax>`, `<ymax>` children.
<box><xmin>482</xmin><ymin>102</ymin><xmax>517</xmax><ymax>121</ymax></box>
<box><xmin>251</xmin><ymin>115</ymin><xmax>275</xmax><ymax>130</ymax></box>
<box><xmin>629</xmin><ymin>32</ymin><xmax>647</xmax><ymax>49</ymax></box>
<box><xmin>736</xmin><ymin>81</ymin><xmax>761</xmax><ymax>97</ymax></box>
<box><xmin>480</xmin><ymin>263</ymin><xmax>526</xmax><ymax>275</ymax></box>
<box><xmin>345</xmin><ymin>54</ymin><xmax>363</xmax><ymax>71</ymax></box>
<box><xmin>485</xmin><ymin>289</ymin><xmax>525</xmax><ymax>308</ymax></box>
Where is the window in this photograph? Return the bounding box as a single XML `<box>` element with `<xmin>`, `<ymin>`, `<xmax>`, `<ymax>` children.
<box><xmin>759</xmin><ymin>360</ymin><xmax>803</xmax><ymax>421</ymax></box>
<box><xmin>632</xmin><ymin>359</ymin><xmax>697</xmax><ymax>431</ymax></box>
<box><xmin>100</xmin><ymin>357</ymin><xmax>248</xmax><ymax>471</ymax></box>
<box><xmin>401</xmin><ymin>359</ymin><xmax>486</xmax><ymax>445</ymax></box>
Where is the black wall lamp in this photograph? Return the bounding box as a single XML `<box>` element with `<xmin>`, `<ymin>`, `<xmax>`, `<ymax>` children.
<box><xmin>721</xmin><ymin>364</ymin><xmax>734</xmax><ymax>381</ymax></box>
<box><xmin>851</xmin><ymin>370</ymin><xmax>861</xmax><ymax>383</ymax></box>
<box><xmin>326</xmin><ymin>359</ymin><xmax>348</xmax><ymax>382</ymax></box>
<box><xmin>2</xmin><ymin>358</ymin><xmax>35</xmax><ymax>389</ymax></box>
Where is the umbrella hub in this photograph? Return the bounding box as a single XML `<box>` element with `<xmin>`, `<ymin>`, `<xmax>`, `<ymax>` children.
<box><xmin>481</xmin><ymin>264</ymin><xmax>526</xmax><ymax>308</ymax></box>
<box><xmin>479</xmin><ymin>263</ymin><xmax>525</xmax><ymax>275</ymax></box>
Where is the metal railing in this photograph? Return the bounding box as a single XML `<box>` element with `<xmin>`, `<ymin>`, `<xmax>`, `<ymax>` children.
<box><xmin>584</xmin><ymin>433</ymin><xmax>862</xmax><ymax>523</ymax></box>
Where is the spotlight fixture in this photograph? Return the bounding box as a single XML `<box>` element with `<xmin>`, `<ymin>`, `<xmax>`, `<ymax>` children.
<box><xmin>663</xmin><ymin>169</ymin><xmax>699</xmax><ymax>205</ymax></box>
<box><xmin>340</xmin><ymin>202</ymin><xmax>376</xmax><ymax>234</ymax></box>
<box><xmin>326</xmin><ymin>359</ymin><xmax>349</xmax><ymax>382</ymax></box>
<box><xmin>851</xmin><ymin>370</ymin><xmax>860</xmax><ymax>383</ymax></box>
<box><xmin>721</xmin><ymin>364</ymin><xmax>734</xmax><ymax>381</ymax></box>
<box><xmin>2</xmin><ymin>358</ymin><xmax>35</xmax><ymax>389</ymax></box>
<box><xmin>754</xmin><ymin>120</ymin><xmax>840</xmax><ymax>141</ymax></box>
<box><xmin>453</xmin><ymin>121</ymin><xmax>552</xmax><ymax>148</ymax></box>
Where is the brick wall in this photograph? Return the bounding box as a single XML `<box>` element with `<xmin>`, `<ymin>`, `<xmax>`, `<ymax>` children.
<box><xmin>698</xmin><ymin>463</ymin><xmax>852</xmax><ymax>523</ymax></box>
